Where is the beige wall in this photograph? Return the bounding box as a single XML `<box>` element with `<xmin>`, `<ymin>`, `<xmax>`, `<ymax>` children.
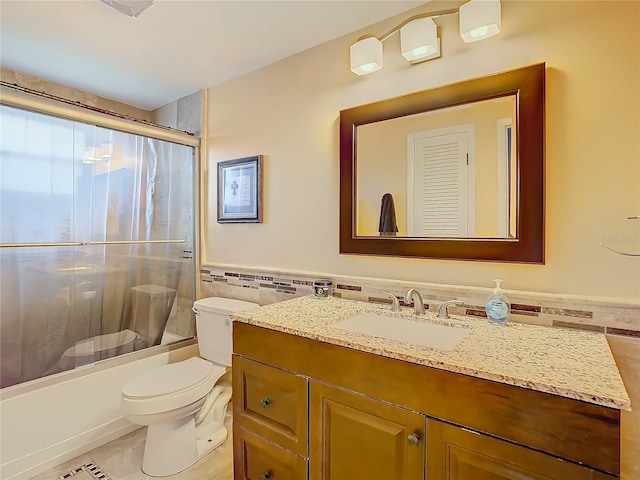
<box><xmin>205</xmin><ymin>0</ymin><xmax>640</xmax><ymax>301</ymax></box>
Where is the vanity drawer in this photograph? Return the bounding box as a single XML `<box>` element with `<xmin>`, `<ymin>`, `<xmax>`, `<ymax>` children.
<box><xmin>233</xmin><ymin>425</ymin><xmax>307</xmax><ymax>480</ymax></box>
<box><xmin>233</xmin><ymin>355</ymin><xmax>308</xmax><ymax>456</ymax></box>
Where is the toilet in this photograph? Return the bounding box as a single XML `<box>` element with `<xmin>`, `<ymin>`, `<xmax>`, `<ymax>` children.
<box><xmin>58</xmin><ymin>284</ymin><xmax>177</xmax><ymax>369</ymax></box>
<box><xmin>59</xmin><ymin>329</ymin><xmax>137</xmax><ymax>370</ymax></box>
<box><xmin>120</xmin><ymin>297</ymin><xmax>259</xmax><ymax>477</ymax></box>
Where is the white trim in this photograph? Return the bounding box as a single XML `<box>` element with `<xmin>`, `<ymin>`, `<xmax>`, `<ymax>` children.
<box><xmin>496</xmin><ymin>117</ymin><xmax>512</xmax><ymax>237</ymax></box>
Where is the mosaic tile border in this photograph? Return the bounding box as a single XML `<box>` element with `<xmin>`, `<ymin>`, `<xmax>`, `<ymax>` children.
<box><xmin>58</xmin><ymin>461</ymin><xmax>111</xmax><ymax>480</ymax></box>
<box><xmin>200</xmin><ymin>266</ymin><xmax>640</xmax><ymax>337</ymax></box>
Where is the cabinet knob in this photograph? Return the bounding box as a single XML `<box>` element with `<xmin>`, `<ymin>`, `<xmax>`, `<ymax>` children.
<box><xmin>261</xmin><ymin>472</ymin><xmax>271</xmax><ymax>479</ymax></box>
<box><xmin>407</xmin><ymin>433</ymin><xmax>421</xmax><ymax>447</ymax></box>
<box><xmin>260</xmin><ymin>398</ymin><xmax>272</xmax><ymax>408</ymax></box>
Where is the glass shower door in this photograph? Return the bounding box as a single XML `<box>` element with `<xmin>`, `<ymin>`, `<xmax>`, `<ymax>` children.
<box><xmin>0</xmin><ymin>104</ymin><xmax>196</xmax><ymax>388</ymax></box>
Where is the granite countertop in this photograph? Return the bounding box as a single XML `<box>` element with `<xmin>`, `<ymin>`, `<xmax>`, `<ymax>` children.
<box><xmin>232</xmin><ymin>295</ymin><xmax>631</xmax><ymax>411</ymax></box>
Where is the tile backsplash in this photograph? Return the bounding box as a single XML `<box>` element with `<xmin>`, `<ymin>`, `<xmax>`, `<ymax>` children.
<box><xmin>201</xmin><ymin>264</ymin><xmax>640</xmax><ymax>337</ymax></box>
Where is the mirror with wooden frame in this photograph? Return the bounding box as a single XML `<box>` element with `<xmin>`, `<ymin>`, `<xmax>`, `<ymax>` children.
<box><xmin>339</xmin><ymin>63</ymin><xmax>545</xmax><ymax>263</ymax></box>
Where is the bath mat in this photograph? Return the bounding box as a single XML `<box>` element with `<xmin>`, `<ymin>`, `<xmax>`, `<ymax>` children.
<box><xmin>58</xmin><ymin>461</ymin><xmax>111</xmax><ymax>480</ymax></box>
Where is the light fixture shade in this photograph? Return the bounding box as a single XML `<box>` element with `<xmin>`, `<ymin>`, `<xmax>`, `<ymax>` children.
<box><xmin>99</xmin><ymin>143</ymin><xmax>113</xmax><ymax>159</ymax></box>
<box><xmin>400</xmin><ymin>17</ymin><xmax>438</xmax><ymax>62</ymax></box>
<box><xmin>83</xmin><ymin>147</ymin><xmax>97</xmax><ymax>164</ymax></box>
<box><xmin>350</xmin><ymin>37</ymin><xmax>383</xmax><ymax>76</ymax></box>
<box><xmin>459</xmin><ymin>0</ymin><xmax>501</xmax><ymax>43</ymax></box>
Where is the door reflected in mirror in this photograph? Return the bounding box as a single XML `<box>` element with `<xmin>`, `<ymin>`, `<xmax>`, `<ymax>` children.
<box><xmin>356</xmin><ymin>96</ymin><xmax>517</xmax><ymax>239</ymax></box>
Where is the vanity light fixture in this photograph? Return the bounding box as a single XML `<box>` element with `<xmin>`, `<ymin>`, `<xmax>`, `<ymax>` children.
<box><xmin>83</xmin><ymin>144</ymin><xmax>113</xmax><ymax>163</ymax></box>
<box><xmin>350</xmin><ymin>0</ymin><xmax>501</xmax><ymax>76</ymax></box>
<box><xmin>350</xmin><ymin>36</ymin><xmax>384</xmax><ymax>75</ymax></box>
<box><xmin>99</xmin><ymin>143</ymin><xmax>113</xmax><ymax>159</ymax></box>
<box><xmin>83</xmin><ymin>147</ymin><xmax>97</xmax><ymax>164</ymax></box>
<box><xmin>460</xmin><ymin>0</ymin><xmax>501</xmax><ymax>43</ymax></box>
<box><xmin>400</xmin><ymin>17</ymin><xmax>439</xmax><ymax>62</ymax></box>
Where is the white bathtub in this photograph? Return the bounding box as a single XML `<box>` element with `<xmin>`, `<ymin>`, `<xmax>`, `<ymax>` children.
<box><xmin>0</xmin><ymin>342</ymin><xmax>198</xmax><ymax>479</ymax></box>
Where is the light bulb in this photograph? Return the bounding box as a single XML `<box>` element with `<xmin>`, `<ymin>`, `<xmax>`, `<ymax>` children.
<box><xmin>470</xmin><ymin>26</ymin><xmax>489</xmax><ymax>38</ymax></box>
<box><xmin>412</xmin><ymin>46</ymin><xmax>434</xmax><ymax>57</ymax></box>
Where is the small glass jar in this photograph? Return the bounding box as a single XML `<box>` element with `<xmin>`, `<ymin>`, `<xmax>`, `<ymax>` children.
<box><xmin>313</xmin><ymin>279</ymin><xmax>333</xmax><ymax>298</ymax></box>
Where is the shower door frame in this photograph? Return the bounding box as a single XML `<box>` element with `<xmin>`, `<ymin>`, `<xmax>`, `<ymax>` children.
<box><xmin>0</xmin><ymin>85</ymin><xmax>203</xmax><ymax>388</ymax></box>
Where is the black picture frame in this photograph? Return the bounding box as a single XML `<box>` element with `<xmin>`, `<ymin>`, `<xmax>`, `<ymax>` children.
<box><xmin>217</xmin><ymin>155</ymin><xmax>263</xmax><ymax>223</ymax></box>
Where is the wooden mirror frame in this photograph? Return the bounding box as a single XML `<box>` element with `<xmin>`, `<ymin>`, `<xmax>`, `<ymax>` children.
<box><xmin>339</xmin><ymin>63</ymin><xmax>545</xmax><ymax>263</ymax></box>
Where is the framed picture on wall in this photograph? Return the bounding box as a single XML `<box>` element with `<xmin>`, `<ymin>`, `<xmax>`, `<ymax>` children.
<box><xmin>217</xmin><ymin>155</ymin><xmax>263</xmax><ymax>223</ymax></box>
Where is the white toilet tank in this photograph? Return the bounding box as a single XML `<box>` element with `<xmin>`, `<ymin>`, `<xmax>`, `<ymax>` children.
<box><xmin>193</xmin><ymin>297</ymin><xmax>259</xmax><ymax>366</ymax></box>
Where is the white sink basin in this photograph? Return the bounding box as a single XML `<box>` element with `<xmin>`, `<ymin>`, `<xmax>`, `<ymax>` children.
<box><xmin>332</xmin><ymin>312</ymin><xmax>471</xmax><ymax>351</ymax></box>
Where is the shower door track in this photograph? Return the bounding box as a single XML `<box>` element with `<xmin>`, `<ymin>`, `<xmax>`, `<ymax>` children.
<box><xmin>0</xmin><ymin>240</ymin><xmax>186</xmax><ymax>248</ymax></box>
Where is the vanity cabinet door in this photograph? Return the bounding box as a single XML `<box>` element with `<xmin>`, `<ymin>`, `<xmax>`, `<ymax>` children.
<box><xmin>234</xmin><ymin>425</ymin><xmax>308</xmax><ymax>480</ymax></box>
<box><xmin>233</xmin><ymin>355</ymin><xmax>309</xmax><ymax>457</ymax></box>
<box><xmin>310</xmin><ymin>381</ymin><xmax>425</xmax><ymax>480</ymax></box>
<box><xmin>426</xmin><ymin>419</ymin><xmax>616</xmax><ymax>480</ymax></box>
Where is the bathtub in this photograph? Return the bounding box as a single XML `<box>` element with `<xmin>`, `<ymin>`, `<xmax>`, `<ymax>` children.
<box><xmin>0</xmin><ymin>341</ymin><xmax>197</xmax><ymax>479</ymax></box>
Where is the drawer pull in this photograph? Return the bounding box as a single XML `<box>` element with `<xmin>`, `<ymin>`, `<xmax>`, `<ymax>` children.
<box><xmin>407</xmin><ymin>433</ymin><xmax>421</xmax><ymax>447</ymax></box>
<box><xmin>260</xmin><ymin>397</ymin><xmax>272</xmax><ymax>408</ymax></box>
<box><xmin>261</xmin><ymin>472</ymin><xmax>271</xmax><ymax>479</ymax></box>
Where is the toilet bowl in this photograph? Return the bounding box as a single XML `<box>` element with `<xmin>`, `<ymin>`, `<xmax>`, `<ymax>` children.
<box><xmin>59</xmin><ymin>329</ymin><xmax>138</xmax><ymax>370</ymax></box>
<box><xmin>59</xmin><ymin>283</ymin><xmax>177</xmax><ymax>370</ymax></box>
<box><xmin>121</xmin><ymin>296</ymin><xmax>259</xmax><ymax>477</ymax></box>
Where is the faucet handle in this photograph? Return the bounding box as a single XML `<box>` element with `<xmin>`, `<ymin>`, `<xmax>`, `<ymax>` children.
<box><xmin>437</xmin><ymin>300</ymin><xmax>464</xmax><ymax>319</ymax></box>
<box><xmin>384</xmin><ymin>292</ymin><xmax>401</xmax><ymax>312</ymax></box>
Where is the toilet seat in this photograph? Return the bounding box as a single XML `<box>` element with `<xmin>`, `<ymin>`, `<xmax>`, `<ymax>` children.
<box><xmin>122</xmin><ymin>357</ymin><xmax>226</xmax><ymax>415</ymax></box>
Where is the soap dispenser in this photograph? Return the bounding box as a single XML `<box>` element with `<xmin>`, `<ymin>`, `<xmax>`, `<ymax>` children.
<box><xmin>485</xmin><ymin>279</ymin><xmax>510</xmax><ymax>325</ymax></box>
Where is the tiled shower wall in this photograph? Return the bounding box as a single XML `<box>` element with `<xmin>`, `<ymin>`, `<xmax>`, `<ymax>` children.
<box><xmin>201</xmin><ymin>264</ymin><xmax>640</xmax><ymax>337</ymax></box>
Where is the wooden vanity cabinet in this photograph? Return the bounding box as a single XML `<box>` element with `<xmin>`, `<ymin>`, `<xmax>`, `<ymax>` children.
<box><xmin>309</xmin><ymin>381</ymin><xmax>425</xmax><ymax>480</ymax></box>
<box><xmin>233</xmin><ymin>355</ymin><xmax>309</xmax><ymax>479</ymax></box>
<box><xmin>427</xmin><ymin>420</ymin><xmax>615</xmax><ymax>480</ymax></box>
<box><xmin>233</xmin><ymin>323</ymin><xmax>621</xmax><ymax>480</ymax></box>
<box><xmin>233</xmin><ymin>426</ymin><xmax>307</xmax><ymax>480</ymax></box>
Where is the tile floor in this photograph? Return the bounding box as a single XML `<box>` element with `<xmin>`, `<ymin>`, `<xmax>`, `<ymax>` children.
<box><xmin>30</xmin><ymin>416</ymin><xmax>233</xmax><ymax>480</ymax></box>
<box><xmin>30</xmin><ymin>335</ymin><xmax>639</xmax><ymax>480</ymax></box>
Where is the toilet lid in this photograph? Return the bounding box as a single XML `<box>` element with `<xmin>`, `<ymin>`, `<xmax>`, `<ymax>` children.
<box><xmin>122</xmin><ymin>357</ymin><xmax>221</xmax><ymax>398</ymax></box>
<box><xmin>63</xmin><ymin>329</ymin><xmax>137</xmax><ymax>357</ymax></box>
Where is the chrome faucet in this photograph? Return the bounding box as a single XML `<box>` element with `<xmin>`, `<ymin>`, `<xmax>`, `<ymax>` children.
<box><xmin>437</xmin><ymin>300</ymin><xmax>464</xmax><ymax>319</ymax></box>
<box><xmin>404</xmin><ymin>288</ymin><xmax>425</xmax><ymax>315</ymax></box>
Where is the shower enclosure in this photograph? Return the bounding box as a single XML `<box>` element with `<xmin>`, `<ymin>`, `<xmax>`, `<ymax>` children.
<box><xmin>0</xmin><ymin>100</ymin><xmax>198</xmax><ymax>389</ymax></box>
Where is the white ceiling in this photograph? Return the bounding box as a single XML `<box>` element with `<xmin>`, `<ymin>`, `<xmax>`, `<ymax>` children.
<box><xmin>0</xmin><ymin>0</ymin><xmax>426</xmax><ymax>110</ymax></box>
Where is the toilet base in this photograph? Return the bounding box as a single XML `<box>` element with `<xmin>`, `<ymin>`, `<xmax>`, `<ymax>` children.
<box><xmin>137</xmin><ymin>387</ymin><xmax>232</xmax><ymax>477</ymax></box>
<box><xmin>141</xmin><ymin>417</ymin><xmax>228</xmax><ymax>477</ymax></box>
<box><xmin>142</xmin><ymin>415</ymin><xmax>197</xmax><ymax>477</ymax></box>
<box><xmin>196</xmin><ymin>426</ymin><xmax>228</xmax><ymax>460</ymax></box>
